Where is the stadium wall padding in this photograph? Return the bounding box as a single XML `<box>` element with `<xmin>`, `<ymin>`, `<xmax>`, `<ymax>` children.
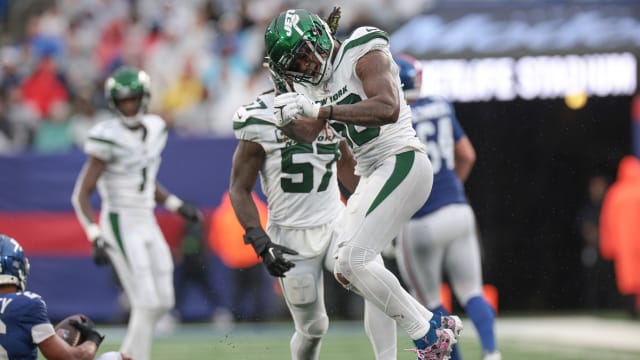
<box><xmin>0</xmin><ymin>134</ymin><xmax>271</xmax><ymax>322</ymax></box>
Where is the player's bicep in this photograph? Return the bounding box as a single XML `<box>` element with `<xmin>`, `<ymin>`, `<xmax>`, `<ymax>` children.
<box><xmin>356</xmin><ymin>50</ymin><xmax>399</xmax><ymax>115</ymax></box>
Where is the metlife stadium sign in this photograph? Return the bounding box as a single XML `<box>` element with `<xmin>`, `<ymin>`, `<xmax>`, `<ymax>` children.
<box><xmin>391</xmin><ymin>3</ymin><xmax>639</xmax><ymax>102</ymax></box>
<box><xmin>418</xmin><ymin>53</ymin><xmax>635</xmax><ymax>102</ymax></box>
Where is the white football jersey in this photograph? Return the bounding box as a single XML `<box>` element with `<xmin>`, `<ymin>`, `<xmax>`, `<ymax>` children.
<box><xmin>296</xmin><ymin>26</ymin><xmax>425</xmax><ymax>177</ymax></box>
<box><xmin>233</xmin><ymin>91</ymin><xmax>344</xmax><ymax>228</ymax></box>
<box><xmin>84</xmin><ymin>114</ymin><xmax>168</xmax><ymax>210</ymax></box>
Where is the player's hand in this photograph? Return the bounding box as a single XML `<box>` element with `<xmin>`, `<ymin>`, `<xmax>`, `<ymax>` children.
<box><xmin>292</xmin><ymin>93</ymin><xmax>320</xmax><ymax>119</ymax></box>
<box><xmin>177</xmin><ymin>202</ymin><xmax>203</xmax><ymax>223</ymax></box>
<box><xmin>260</xmin><ymin>243</ymin><xmax>298</xmax><ymax>277</ymax></box>
<box><xmin>273</xmin><ymin>92</ymin><xmax>302</xmax><ymax>127</ymax></box>
<box><xmin>91</xmin><ymin>236</ymin><xmax>110</xmax><ymax>266</ymax></box>
<box><xmin>243</xmin><ymin>227</ymin><xmax>298</xmax><ymax>277</ymax></box>
<box><xmin>69</xmin><ymin>319</ymin><xmax>105</xmax><ymax>347</ymax></box>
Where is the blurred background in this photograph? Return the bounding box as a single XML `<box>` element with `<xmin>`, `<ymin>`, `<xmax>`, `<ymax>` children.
<box><xmin>0</xmin><ymin>0</ymin><xmax>637</xmax><ymax>325</ymax></box>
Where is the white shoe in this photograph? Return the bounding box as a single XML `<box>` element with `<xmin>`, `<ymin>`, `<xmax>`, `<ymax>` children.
<box><xmin>155</xmin><ymin>313</ymin><xmax>178</xmax><ymax>335</ymax></box>
<box><xmin>483</xmin><ymin>351</ymin><xmax>502</xmax><ymax>360</ymax></box>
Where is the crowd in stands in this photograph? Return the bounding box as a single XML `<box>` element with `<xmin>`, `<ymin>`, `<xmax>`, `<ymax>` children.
<box><xmin>0</xmin><ymin>0</ymin><xmax>425</xmax><ymax>155</ymax></box>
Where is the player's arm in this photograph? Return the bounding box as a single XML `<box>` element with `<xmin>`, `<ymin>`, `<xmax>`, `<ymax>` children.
<box><xmin>279</xmin><ymin>116</ymin><xmax>326</xmax><ymax>144</ymax></box>
<box><xmin>336</xmin><ymin>139</ymin><xmax>359</xmax><ymax>193</ymax></box>
<box><xmin>454</xmin><ymin>135</ymin><xmax>476</xmax><ymax>183</ymax></box>
<box><xmin>155</xmin><ymin>182</ymin><xmax>202</xmax><ymax>222</ymax></box>
<box><xmin>229</xmin><ymin>139</ymin><xmax>298</xmax><ymax>277</ymax></box>
<box><xmin>71</xmin><ymin>156</ymin><xmax>106</xmax><ymax>243</ymax></box>
<box><xmin>38</xmin><ymin>333</ymin><xmax>98</xmax><ymax>360</ymax></box>
<box><xmin>283</xmin><ymin>50</ymin><xmax>400</xmax><ymax>127</ymax></box>
<box><xmin>229</xmin><ymin>140</ymin><xmax>265</xmax><ymax>230</ymax></box>
<box><xmin>321</xmin><ymin>50</ymin><xmax>400</xmax><ymax>127</ymax></box>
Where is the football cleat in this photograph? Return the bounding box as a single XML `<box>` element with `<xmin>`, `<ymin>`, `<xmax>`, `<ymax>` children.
<box><xmin>483</xmin><ymin>351</ymin><xmax>502</xmax><ymax>360</ymax></box>
<box><xmin>440</xmin><ymin>315</ymin><xmax>463</xmax><ymax>338</ymax></box>
<box><xmin>409</xmin><ymin>328</ymin><xmax>457</xmax><ymax>360</ymax></box>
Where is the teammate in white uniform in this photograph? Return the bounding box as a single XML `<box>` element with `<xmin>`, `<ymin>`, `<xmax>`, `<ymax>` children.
<box><xmin>229</xmin><ymin>77</ymin><xmax>397</xmax><ymax>359</ymax></box>
<box><xmin>71</xmin><ymin>66</ymin><xmax>201</xmax><ymax>360</ymax></box>
<box><xmin>264</xmin><ymin>8</ymin><xmax>461</xmax><ymax>360</ymax></box>
<box><xmin>393</xmin><ymin>55</ymin><xmax>501</xmax><ymax>360</ymax></box>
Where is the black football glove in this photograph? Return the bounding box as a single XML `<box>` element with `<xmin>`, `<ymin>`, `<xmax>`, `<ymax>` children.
<box><xmin>178</xmin><ymin>202</ymin><xmax>202</xmax><ymax>223</ymax></box>
<box><xmin>91</xmin><ymin>236</ymin><xmax>110</xmax><ymax>266</ymax></box>
<box><xmin>244</xmin><ymin>227</ymin><xmax>298</xmax><ymax>277</ymax></box>
<box><xmin>69</xmin><ymin>318</ymin><xmax>105</xmax><ymax>347</ymax></box>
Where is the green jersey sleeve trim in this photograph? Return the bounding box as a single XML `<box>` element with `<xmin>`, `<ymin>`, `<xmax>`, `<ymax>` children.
<box><xmin>87</xmin><ymin>136</ymin><xmax>120</xmax><ymax>147</ymax></box>
<box><xmin>233</xmin><ymin>116</ymin><xmax>276</xmax><ymax>130</ymax></box>
<box><xmin>335</xmin><ymin>29</ymin><xmax>389</xmax><ymax>69</ymax></box>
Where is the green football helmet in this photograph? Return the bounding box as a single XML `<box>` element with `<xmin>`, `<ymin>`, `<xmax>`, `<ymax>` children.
<box><xmin>104</xmin><ymin>66</ymin><xmax>151</xmax><ymax>126</ymax></box>
<box><xmin>265</xmin><ymin>9</ymin><xmax>335</xmax><ymax>86</ymax></box>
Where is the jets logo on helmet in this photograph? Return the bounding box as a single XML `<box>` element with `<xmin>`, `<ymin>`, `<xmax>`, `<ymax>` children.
<box><xmin>0</xmin><ymin>234</ymin><xmax>30</xmax><ymax>290</ymax></box>
<box><xmin>283</xmin><ymin>10</ymin><xmax>303</xmax><ymax>37</ymax></box>
<box><xmin>265</xmin><ymin>9</ymin><xmax>335</xmax><ymax>86</ymax></box>
<box><xmin>104</xmin><ymin>66</ymin><xmax>151</xmax><ymax>127</ymax></box>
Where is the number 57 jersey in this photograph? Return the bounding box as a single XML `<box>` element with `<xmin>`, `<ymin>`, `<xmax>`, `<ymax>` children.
<box><xmin>233</xmin><ymin>91</ymin><xmax>344</xmax><ymax>228</ymax></box>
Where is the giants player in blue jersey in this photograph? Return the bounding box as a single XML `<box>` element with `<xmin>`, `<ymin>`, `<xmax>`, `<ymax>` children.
<box><xmin>393</xmin><ymin>55</ymin><xmax>501</xmax><ymax>360</ymax></box>
<box><xmin>0</xmin><ymin>234</ymin><xmax>109</xmax><ymax>360</ymax></box>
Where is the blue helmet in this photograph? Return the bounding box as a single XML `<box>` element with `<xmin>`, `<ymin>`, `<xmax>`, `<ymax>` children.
<box><xmin>0</xmin><ymin>234</ymin><xmax>30</xmax><ymax>290</ymax></box>
<box><xmin>394</xmin><ymin>54</ymin><xmax>422</xmax><ymax>98</ymax></box>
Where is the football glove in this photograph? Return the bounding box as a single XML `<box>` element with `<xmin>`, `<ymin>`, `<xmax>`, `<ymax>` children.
<box><xmin>177</xmin><ymin>202</ymin><xmax>202</xmax><ymax>223</ymax></box>
<box><xmin>273</xmin><ymin>93</ymin><xmax>302</xmax><ymax>127</ymax></box>
<box><xmin>91</xmin><ymin>236</ymin><xmax>110</xmax><ymax>266</ymax></box>
<box><xmin>69</xmin><ymin>318</ymin><xmax>105</xmax><ymax>346</ymax></box>
<box><xmin>243</xmin><ymin>227</ymin><xmax>298</xmax><ymax>277</ymax></box>
<box><xmin>293</xmin><ymin>93</ymin><xmax>320</xmax><ymax>119</ymax></box>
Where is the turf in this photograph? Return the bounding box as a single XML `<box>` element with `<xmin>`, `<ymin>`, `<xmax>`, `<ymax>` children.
<box><xmin>79</xmin><ymin>318</ymin><xmax>640</xmax><ymax>360</ymax></box>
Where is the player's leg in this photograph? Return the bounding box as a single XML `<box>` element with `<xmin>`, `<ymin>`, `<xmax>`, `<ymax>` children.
<box><xmin>147</xmin><ymin>217</ymin><xmax>177</xmax><ymax>333</ymax></box>
<box><xmin>397</xmin><ymin>207</ymin><xmax>464</xmax><ymax>359</ymax></box>
<box><xmin>335</xmin><ymin>151</ymin><xmax>456</xmax><ymax>357</ymax></box>
<box><xmin>103</xmin><ymin>211</ymin><xmax>169</xmax><ymax>360</ymax></box>
<box><xmin>271</xmin><ymin>225</ymin><xmax>330</xmax><ymax>360</ymax></box>
<box><xmin>326</xmin><ymin>234</ymin><xmax>397</xmax><ymax>360</ymax></box>
<box><xmin>445</xmin><ymin>205</ymin><xmax>499</xmax><ymax>358</ymax></box>
<box><xmin>395</xmin><ymin>215</ymin><xmax>446</xmax><ymax>310</ymax></box>
<box><xmin>147</xmin><ymin>218</ymin><xmax>176</xmax><ymax>313</ymax></box>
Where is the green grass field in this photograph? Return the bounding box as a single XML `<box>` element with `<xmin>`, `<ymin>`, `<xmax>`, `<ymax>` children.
<box><xmin>80</xmin><ymin>314</ymin><xmax>640</xmax><ymax>360</ymax></box>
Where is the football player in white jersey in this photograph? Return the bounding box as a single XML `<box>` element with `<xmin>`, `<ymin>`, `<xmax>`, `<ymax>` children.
<box><xmin>71</xmin><ymin>66</ymin><xmax>201</xmax><ymax>360</ymax></box>
<box><xmin>393</xmin><ymin>55</ymin><xmax>501</xmax><ymax>360</ymax></box>
<box><xmin>264</xmin><ymin>8</ymin><xmax>462</xmax><ymax>360</ymax></box>
<box><xmin>229</xmin><ymin>69</ymin><xmax>398</xmax><ymax>359</ymax></box>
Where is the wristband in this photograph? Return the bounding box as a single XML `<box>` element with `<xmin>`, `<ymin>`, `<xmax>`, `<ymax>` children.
<box><xmin>86</xmin><ymin>223</ymin><xmax>102</xmax><ymax>242</ymax></box>
<box><xmin>164</xmin><ymin>194</ymin><xmax>184</xmax><ymax>212</ymax></box>
<box><xmin>327</xmin><ymin>105</ymin><xmax>334</xmax><ymax>120</ymax></box>
<box><xmin>311</xmin><ymin>103</ymin><xmax>321</xmax><ymax>119</ymax></box>
<box><xmin>243</xmin><ymin>227</ymin><xmax>269</xmax><ymax>255</ymax></box>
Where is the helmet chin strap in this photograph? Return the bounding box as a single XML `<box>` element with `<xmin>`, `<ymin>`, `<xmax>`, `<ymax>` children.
<box><xmin>313</xmin><ymin>41</ymin><xmax>334</xmax><ymax>85</ymax></box>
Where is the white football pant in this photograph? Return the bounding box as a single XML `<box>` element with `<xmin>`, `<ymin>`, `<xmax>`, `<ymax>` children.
<box><xmin>334</xmin><ymin>150</ymin><xmax>437</xmax><ymax>340</ymax></box>
<box><xmin>101</xmin><ymin>209</ymin><xmax>175</xmax><ymax>360</ymax></box>
<box><xmin>269</xmin><ymin>222</ymin><xmax>397</xmax><ymax>360</ymax></box>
